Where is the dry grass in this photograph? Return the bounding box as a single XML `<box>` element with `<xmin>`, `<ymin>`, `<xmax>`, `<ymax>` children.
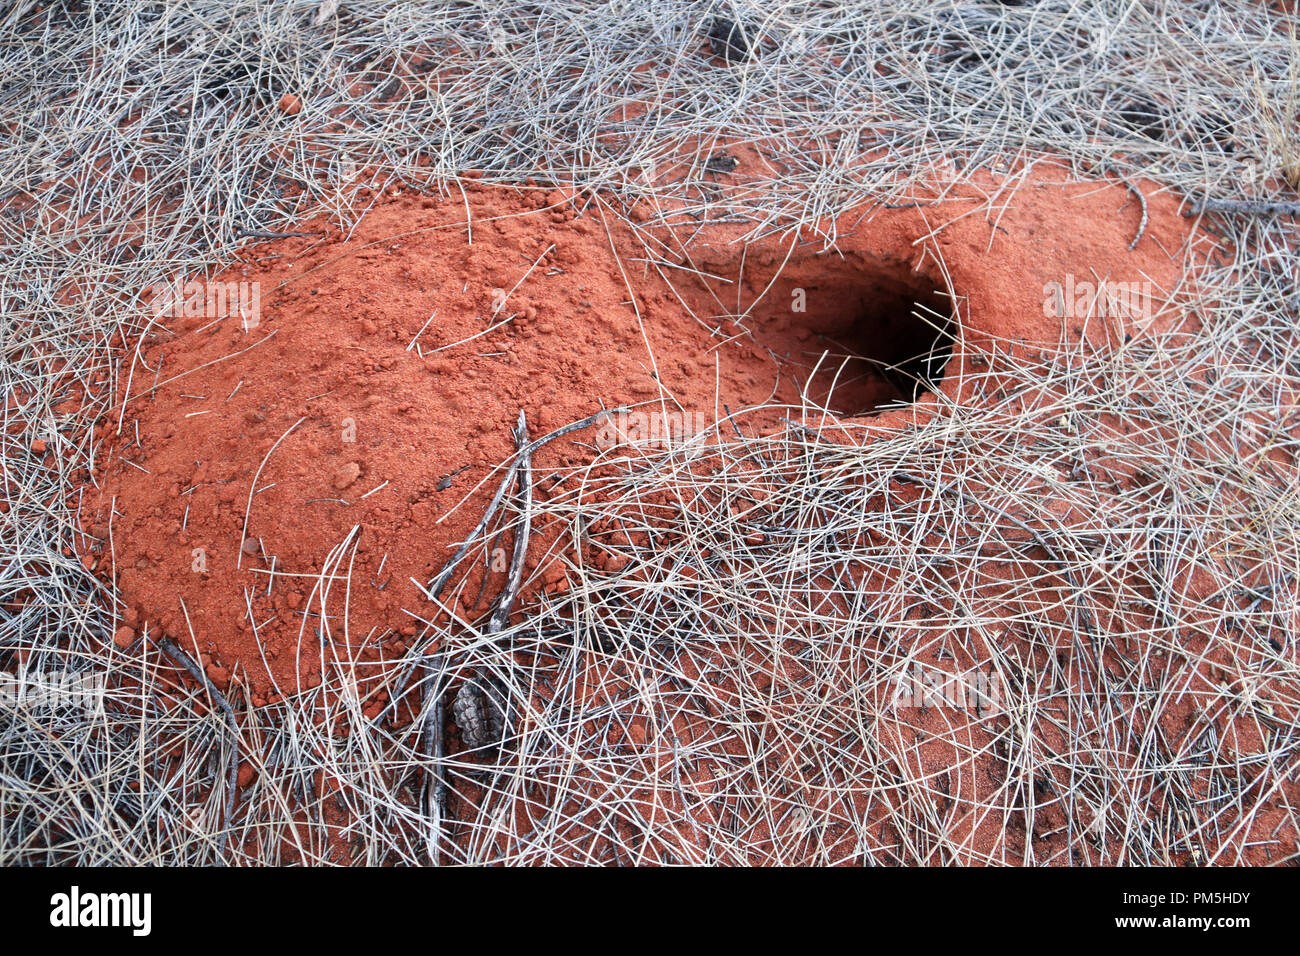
<box><xmin>1</xmin><ymin>0</ymin><xmax>1298</xmax><ymax>865</ymax></box>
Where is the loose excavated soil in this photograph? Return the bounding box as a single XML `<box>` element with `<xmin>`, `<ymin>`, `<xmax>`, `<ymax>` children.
<box><xmin>81</xmin><ymin>167</ymin><xmax>1193</xmax><ymax>699</ymax></box>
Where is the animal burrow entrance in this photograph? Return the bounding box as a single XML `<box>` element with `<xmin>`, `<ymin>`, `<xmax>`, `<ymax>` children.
<box><xmin>707</xmin><ymin>252</ymin><xmax>958</xmax><ymax>417</ymax></box>
<box><xmin>85</xmin><ymin>188</ymin><xmax>980</xmax><ymax>698</ymax></box>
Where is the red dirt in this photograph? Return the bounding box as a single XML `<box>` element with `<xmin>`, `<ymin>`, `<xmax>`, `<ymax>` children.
<box><xmin>81</xmin><ymin>165</ymin><xmax>1194</xmax><ymax>700</ymax></box>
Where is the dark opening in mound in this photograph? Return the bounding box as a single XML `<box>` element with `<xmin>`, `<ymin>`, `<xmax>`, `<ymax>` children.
<box><xmin>803</xmin><ymin>273</ymin><xmax>956</xmax><ymax>415</ymax></box>
<box><xmin>706</xmin><ymin>251</ymin><xmax>958</xmax><ymax>417</ymax></box>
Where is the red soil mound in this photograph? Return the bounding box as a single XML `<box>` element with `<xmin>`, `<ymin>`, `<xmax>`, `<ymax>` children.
<box><xmin>81</xmin><ymin>168</ymin><xmax>1192</xmax><ymax>697</ymax></box>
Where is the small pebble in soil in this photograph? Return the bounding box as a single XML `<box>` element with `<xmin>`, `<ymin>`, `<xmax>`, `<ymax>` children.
<box><xmin>278</xmin><ymin>93</ymin><xmax>302</xmax><ymax>116</ymax></box>
<box><xmin>334</xmin><ymin>461</ymin><xmax>361</xmax><ymax>490</ymax></box>
<box><xmin>1118</xmin><ymin>98</ymin><xmax>1167</xmax><ymax>140</ymax></box>
<box><xmin>705</xmin><ymin>152</ymin><xmax>739</xmax><ymax>175</ymax></box>
<box><xmin>708</xmin><ymin>16</ymin><xmax>753</xmax><ymax>63</ymax></box>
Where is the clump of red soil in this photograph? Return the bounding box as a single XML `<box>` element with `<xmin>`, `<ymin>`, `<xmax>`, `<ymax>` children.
<box><xmin>80</xmin><ymin>167</ymin><xmax>1192</xmax><ymax>697</ymax></box>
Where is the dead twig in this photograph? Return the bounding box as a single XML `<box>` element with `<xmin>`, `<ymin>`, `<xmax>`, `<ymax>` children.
<box><xmin>156</xmin><ymin>636</ymin><xmax>240</xmax><ymax>857</ymax></box>
<box><xmin>1186</xmin><ymin>197</ymin><xmax>1300</xmax><ymax>217</ymax></box>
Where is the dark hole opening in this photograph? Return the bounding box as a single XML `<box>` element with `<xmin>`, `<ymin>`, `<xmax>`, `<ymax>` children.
<box><xmin>736</xmin><ymin>259</ymin><xmax>958</xmax><ymax>417</ymax></box>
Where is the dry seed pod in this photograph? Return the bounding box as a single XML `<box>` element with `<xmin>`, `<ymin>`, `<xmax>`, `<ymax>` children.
<box><xmin>452</xmin><ymin>673</ymin><xmax>509</xmax><ymax>749</ymax></box>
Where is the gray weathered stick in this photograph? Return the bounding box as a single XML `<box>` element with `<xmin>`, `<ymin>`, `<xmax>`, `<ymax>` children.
<box><xmin>157</xmin><ymin>636</ymin><xmax>240</xmax><ymax>857</ymax></box>
<box><xmin>1186</xmin><ymin>198</ymin><xmax>1300</xmax><ymax>217</ymax></box>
